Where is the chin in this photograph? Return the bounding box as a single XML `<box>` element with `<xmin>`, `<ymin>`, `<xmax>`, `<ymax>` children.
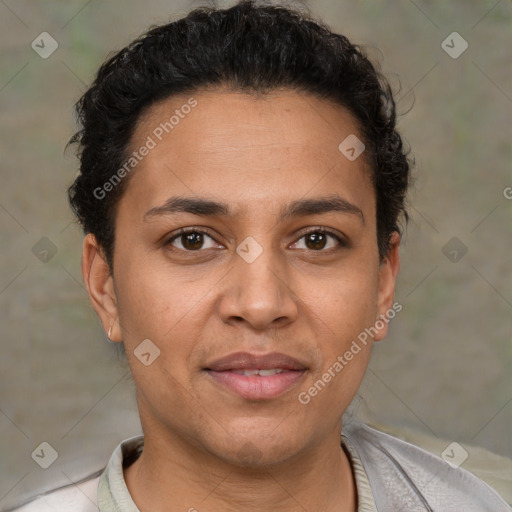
<box><xmin>205</xmin><ymin>422</ymin><xmax>307</xmax><ymax>469</ymax></box>
<box><xmin>220</xmin><ymin>441</ymin><xmax>299</xmax><ymax>469</ymax></box>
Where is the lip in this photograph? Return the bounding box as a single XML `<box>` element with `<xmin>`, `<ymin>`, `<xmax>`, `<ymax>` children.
<box><xmin>204</xmin><ymin>351</ymin><xmax>308</xmax><ymax>400</ymax></box>
<box><xmin>205</xmin><ymin>351</ymin><xmax>307</xmax><ymax>372</ymax></box>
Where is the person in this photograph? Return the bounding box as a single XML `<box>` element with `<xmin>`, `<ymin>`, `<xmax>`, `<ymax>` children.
<box><xmin>10</xmin><ymin>1</ymin><xmax>512</xmax><ymax>510</ymax></box>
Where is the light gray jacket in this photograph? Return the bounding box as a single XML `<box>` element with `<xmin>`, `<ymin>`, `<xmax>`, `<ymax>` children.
<box><xmin>7</xmin><ymin>422</ymin><xmax>512</xmax><ymax>511</ymax></box>
<box><xmin>342</xmin><ymin>422</ymin><xmax>512</xmax><ymax>511</ymax></box>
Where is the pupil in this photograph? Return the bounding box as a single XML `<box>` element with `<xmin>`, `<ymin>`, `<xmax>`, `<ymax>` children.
<box><xmin>179</xmin><ymin>232</ymin><xmax>327</xmax><ymax>251</ymax></box>
<box><xmin>183</xmin><ymin>232</ymin><xmax>203</xmax><ymax>250</ymax></box>
<box><xmin>306</xmin><ymin>232</ymin><xmax>326</xmax><ymax>250</ymax></box>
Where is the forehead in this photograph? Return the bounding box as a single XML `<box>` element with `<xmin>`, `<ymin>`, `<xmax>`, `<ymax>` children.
<box><xmin>136</xmin><ymin>88</ymin><xmax>364</xmax><ymax>157</ymax></box>
<box><xmin>120</xmin><ymin>89</ymin><xmax>374</xmax><ymax>223</ymax></box>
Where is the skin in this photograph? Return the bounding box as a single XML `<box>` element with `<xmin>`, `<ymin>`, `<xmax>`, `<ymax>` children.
<box><xmin>82</xmin><ymin>88</ymin><xmax>400</xmax><ymax>512</ymax></box>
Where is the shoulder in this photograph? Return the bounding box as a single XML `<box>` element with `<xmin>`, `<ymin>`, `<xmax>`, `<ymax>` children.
<box><xmin>342</xmin><ymin>421</ymin><xmax>512</xmax><ymax>512</ymax></box>
<box><xmin>5</xmin><ymin>473</ymin><xmax>101</xmax><ymax>512</ymax></box>
<box><xmin>8</xmin><ymin>435</ymin><xmax>145</xmax><ymax>512</ymax></box>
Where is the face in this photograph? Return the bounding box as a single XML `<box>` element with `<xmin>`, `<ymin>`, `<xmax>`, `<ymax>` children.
<box><xmin>83</xmin><ymin>88</ymin><xmax>399</xmax><ymax>467</ymax></box>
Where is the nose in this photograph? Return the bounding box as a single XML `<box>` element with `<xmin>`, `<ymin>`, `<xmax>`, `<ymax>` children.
<box><xmin>217</xmin><ymin>247</ymin><xmax>299</xmax><ymax>331</ymax></box>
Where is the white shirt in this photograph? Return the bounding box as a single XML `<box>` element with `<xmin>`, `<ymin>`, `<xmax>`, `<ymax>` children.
<box><xmin>9</xmin><ymin>422</ymin><xmax>512</xmax><ymax>511</ymax></box>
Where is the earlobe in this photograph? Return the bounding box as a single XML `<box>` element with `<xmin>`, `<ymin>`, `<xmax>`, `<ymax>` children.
<box><xmin>82</xmin><ymin>234</ymin><xmax>122</xmax><ymax>342</ymax></box>
<box><xmin>374</xmin><ymin>232</ymin><xmax>401</xmax><ymax>342</ymax></box>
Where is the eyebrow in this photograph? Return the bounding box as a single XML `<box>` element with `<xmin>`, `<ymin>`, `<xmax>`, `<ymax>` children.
<box><xmin>144</xmin><ymin>194</ymin><xmax>364</xmax><ymax>224</ymax></box>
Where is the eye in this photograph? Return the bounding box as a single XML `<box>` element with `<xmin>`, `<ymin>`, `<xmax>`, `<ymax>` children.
<box><xmin>166</xmin><ymin>228</ymin><xmax>222</xmax><ymax>251</ymax></box>
<box><xmin>291</xmin><ymin>228</ymin><xmax>347</xmax><ymax>251</ymax></box>
<box><xmin>165</xmin><ymin>227</ymin><xmax>347</xmax><ymax>253</ymax></box>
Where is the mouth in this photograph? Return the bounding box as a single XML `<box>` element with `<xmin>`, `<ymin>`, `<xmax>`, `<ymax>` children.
<box><xmin>204</xmin><ymin>352</ymin><xmax>307</xmax><ymax>400</ymax></box>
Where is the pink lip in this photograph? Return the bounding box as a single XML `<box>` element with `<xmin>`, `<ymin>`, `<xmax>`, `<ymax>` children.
<box><xmin>204</xmin><ymin>352</ymin><xmax>308</xmax><ymax>400</ymax></box>
<box><xmin>206</xmin><ymin>370</ymin><xmax>306</xmax><ymax>400</ymax></box>
<box><xmin>205</xmin><ymin>351</ymin><xmax>307</xmax><ymax>372</ymax></box>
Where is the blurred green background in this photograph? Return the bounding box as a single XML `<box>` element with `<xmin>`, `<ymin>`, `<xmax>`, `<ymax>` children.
<box><xmin>1</xmin><ymin>0</ymin><xmax>511</xmax><ymax>508</ymax></box>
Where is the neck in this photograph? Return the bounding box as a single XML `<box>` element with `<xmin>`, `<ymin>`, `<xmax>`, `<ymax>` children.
<box><xmin>124</xmin><ymin>425</ymin><xmax>357</xmax><ymax>512</ymax></box>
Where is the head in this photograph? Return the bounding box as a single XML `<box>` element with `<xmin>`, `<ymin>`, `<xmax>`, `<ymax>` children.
<box><xmin>69</xmin><ymin>0</ymin><xmax>410</xmax><ymax>467</ymax></box>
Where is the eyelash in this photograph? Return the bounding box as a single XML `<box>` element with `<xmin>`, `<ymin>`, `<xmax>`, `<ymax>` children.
<box><xmin>164</xmin><ymin>226</ymin><xmax>347</xmax><ymax>253</ymax></box>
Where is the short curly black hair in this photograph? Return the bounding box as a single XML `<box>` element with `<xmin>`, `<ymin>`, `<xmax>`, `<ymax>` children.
<box><xmin>68</xmin><ymin>0</ymin><xmax>411</xmax><ymax>270</ymax></box>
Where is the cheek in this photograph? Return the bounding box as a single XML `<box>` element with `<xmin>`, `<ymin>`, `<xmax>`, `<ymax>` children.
<box><xmin>301</xmin><ymin>259</ymin><xmax>380</xmax><ymax>389</ymax></box>
<box><xmin>304</xmin><ymin>259</ymin><xmax>380</xmax><ymax>332</ymax></box>
<box><xmin>114</xmin><ymin>254</ymin><xmax>204</xmax><ymax>337</ymax></box>
<box><xmin>113</xmin><ymin>255</ymin><xmax>220</xmax><ymax>385</ymax></box>
<box><xmin>115</xmin><ymin>270</ymin><xmax>202</xmax><ymax>412</ymax></box>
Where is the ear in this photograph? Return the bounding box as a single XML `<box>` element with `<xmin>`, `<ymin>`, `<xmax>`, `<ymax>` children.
<box><xmin>373</xmin><ymin>231</ymin><xmax>401</xmax><ymax>342</ymax></box>
<box><xmin>82</xmin><ymin>233</ymin><xmax>122</xmax><ymax>342</ymax></box>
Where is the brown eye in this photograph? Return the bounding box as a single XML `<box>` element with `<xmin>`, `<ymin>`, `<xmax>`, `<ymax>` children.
<box><xmin>292</xmin><ymin>229</ymin><xmax>346</xmax><ymax>252</ymax></box>
<box><xmin>305</xmin><ymin>232</ymin><xmax>328</xmax><ymax>250</ymax></box>
<box><xmin>166</xmin><ymin>229</ymin><xmax>220</xmax><ymax>251</ymax></box>
<box><xmin>181</xmin><ymin>232</ymin><xmax>204</xmax><ymax>250</ymax></box>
